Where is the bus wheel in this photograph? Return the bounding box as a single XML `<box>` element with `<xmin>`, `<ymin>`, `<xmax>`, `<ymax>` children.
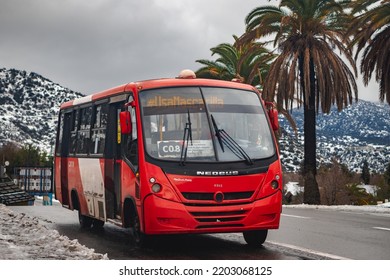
<box><xmin>243</xmin><ymin>230</ymin><xmax>268</xmax><ymax>247</ymax></box>
<box><xmin>132</xmin><ymin>213</ymin><xmax>148</xmax><ymax>247</ymax></box>
<box><xmin>92</xmin><ymin>219</ymin><xmax>105</xmax><ymax>229</ymax></box>
<box><xmin>78</xmin><ymin>211</ymin><xmax>93</xmax><ymax>228</ymax></box>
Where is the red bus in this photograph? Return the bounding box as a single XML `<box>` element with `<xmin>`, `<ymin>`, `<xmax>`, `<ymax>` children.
<box><xmin>54</xmin><ymin>70</ymin><xmax>282</xmax><ymax>247</ymax></box>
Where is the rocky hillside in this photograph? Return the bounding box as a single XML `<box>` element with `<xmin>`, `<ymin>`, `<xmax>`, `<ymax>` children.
<box><xmin>279</xmin><ymin>100</ymin><xmax>390</xmax><ymax>173</ymax></box>
<box><xmin>0</xmin><ymin>68</ymin><xmax>83</xmax><ymax>151</ymax></box>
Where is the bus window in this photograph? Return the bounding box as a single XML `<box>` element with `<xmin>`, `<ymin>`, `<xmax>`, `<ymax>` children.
<box><xmin>140</xmin><ymin>87</ymin><xmax>275</xmax><ymax>162</ymax></box>
<box><xmin>55</xmin><ymin>112</ymin><xmax>64</xmax><ymax>156</ymax></box>
<box><xmin>91</xmin><ymin>103</ymin><xmax>108</xmax><ymax>155</ymax></box>
<box><xmin>76</xmin><ymin>106</ymin><xmax>92</xmax><ymax>155</ymax></box>
<box><xmin>69</xmin><ymin>109</ymin><xmax>79</xmax><ymax>155</ymax></box>
<box><xmin>140</xmin><ymin>87</ymin><xmax>214</xmax><ymax>161</ymax></box>
<box><xmin>202</xmin><ymin>87</ymin><xmax>275</xmax><ymax>160</ymax></box>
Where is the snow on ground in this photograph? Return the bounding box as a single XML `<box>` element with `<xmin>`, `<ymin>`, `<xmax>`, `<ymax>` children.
<box><xmin>0</xmin><ymin>200</ymin><xmax>389</xmax><ymax>260</ymax></box>
<box><xmin>284</xmin><ymin>182</ymin><xmax>384</xmax><ymax>197</ymax></box>
<box><xmin>284</xmin><ymin>182</ymin><xmax>303</xmax><ymax>195</ymax></box>
<box><xmin>284</xmin><ymin>202</ymin><xmax>390</xmax><ymax>213</ymax></box>
<box><xmin>0</xmin><ymin>203</ymin><xmax>108</xmax><ymax>260</ymax></box>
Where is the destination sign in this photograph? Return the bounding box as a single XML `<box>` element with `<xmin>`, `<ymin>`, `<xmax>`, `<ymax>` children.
<box><xmin>146</xmin><ymin>96</ymin><xmax>223</xmax><ymax>107</ymax></box>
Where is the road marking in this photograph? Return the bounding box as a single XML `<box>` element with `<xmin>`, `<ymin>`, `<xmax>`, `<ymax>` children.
<box><xmin>341</xmin><ymin>211</ymin><xmax>390</xmax><ymax>217</ymax></box>
<box><xmin>373</xmin><ymin>227</ymin><xmax>390</xmax><ymax>232</ymax></box>
<box><xmin>368</xmin><ymin>213</ymin><xmax>390</xmax><ymax>217</ymax></box>
<box><xmin>267</xmin><ymin>241</ymin><xmax>351</xmax><ymax>260</ymax></box>
<box><xmin>282</xmin><ymin>214</ymin><xmax>310</xmax><ymax>219</ymax></box>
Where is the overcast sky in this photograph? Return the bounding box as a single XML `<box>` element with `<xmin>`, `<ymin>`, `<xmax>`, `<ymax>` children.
<box><xmin>0</xmin><ymin>0</ymin><xmax>381</xmax><ymax>102</ymax></box>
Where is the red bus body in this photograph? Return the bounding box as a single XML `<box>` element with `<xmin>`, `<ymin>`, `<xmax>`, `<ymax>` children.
<box><xmin>54</xmin><ymin>75</ymin><xmax>282</xmax><ymax>246</ymax></box>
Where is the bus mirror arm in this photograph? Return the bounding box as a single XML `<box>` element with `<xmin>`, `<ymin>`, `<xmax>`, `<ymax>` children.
<box><xmin>265</xmin><ymin>102</ymin><xmax>279</xmax><ymax>131</ymax></box>
<box><xmin>124</xmin><ymin>101</ymin><xmax>136</xmax><ymax>108</ymax></box>
<box><xmin>119</xmin><ymin>111</ymin><xmax>132</xmax><ymax>134</ymax></box>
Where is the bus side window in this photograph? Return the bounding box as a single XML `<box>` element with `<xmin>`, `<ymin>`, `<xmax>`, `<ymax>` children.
<box><xmin>69</xmin><ymin>109</ymin><xmax>79</xmax><ymax>155</ymax></box>
<box><xmin>59</xmin><ymin>111</ymin><xmax>73</xmax><ymax>157</ymax></box>
<box><xmin>76</xmin><ymin>106</ymin><xmax>92</xmax><ymax>155</ymax></box>
<box><xmin>55</xmin><ymin>112</ymin><xmax>64</xmax><ymax>156</ymax></box>
<box><xmin>91</xmin><ymin>103</ymin><xmax>108</xmax><ymax>155</ymax></box>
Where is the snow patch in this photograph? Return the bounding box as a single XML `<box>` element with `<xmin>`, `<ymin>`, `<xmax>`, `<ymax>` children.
<box><xmin>0</xmin><ymin>204</ymin><xmax>108</xmax><ymax>260</ymax></box>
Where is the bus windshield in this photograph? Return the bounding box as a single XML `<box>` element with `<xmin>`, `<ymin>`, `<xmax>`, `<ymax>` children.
<box><xmin>140</xmin><ymin>87</ymin><xmax>275</xmax><ymax>163</ymax></box>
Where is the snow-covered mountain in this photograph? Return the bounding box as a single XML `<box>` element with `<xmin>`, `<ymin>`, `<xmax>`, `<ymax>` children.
<box><xmin>0</xmin><ymin>68</ymin><xmax>83</xmax><ymax>151</ymax></box>
<box><xmin>279</xmin><ymin>100</ymin><xmax>390</xmax><ymax>173</ymax></box>
<box><xmin>0</xmin><ymin>67</ymin><xmax>389</xmax><ymax>173</ymax></box>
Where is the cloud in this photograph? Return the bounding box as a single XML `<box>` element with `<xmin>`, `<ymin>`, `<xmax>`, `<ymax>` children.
<box><xmin>0</xmin><ymin>0</ymin><xmax>381</xmax><ymax>102</ymax></box>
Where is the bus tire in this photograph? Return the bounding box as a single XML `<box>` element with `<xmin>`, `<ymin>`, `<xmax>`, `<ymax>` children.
<box><xmin>243</xmin><ymin>229</ymin><xmax>268</xmax><ymax>247</ymax></box>
<box><xmin>132</xmin><ymin>212</ymin><xmax>148</xmax><ymax>247</ymax></box>
<box><xmin>79</xmin><ymin>211</ymin><xmax>93</xmax><ymax>228</ymax></box>
<box><xmin>92</xmin><ymin>219</ymin><xmax>105</xmax><ymax>228</ymax></box>
<box><xmin>72</xmin><ymin>191</ymin><xmax>93</xmax><ymax>228</ymax></box>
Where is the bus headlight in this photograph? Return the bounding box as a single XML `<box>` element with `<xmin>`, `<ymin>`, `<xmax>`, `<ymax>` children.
<box><xmin>271</xmin><ymin>180</ymin><xmax>279</xmax><ymax>190</ymax></box>
<box><xmin>151</xmin><ymin>183</ymin><xmax>162</xmax><ymax>193</ymax></box>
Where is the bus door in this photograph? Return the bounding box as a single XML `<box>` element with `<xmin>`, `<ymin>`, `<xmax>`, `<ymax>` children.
<box><xmin>121</xmin><ymin>97</ymin><xmax>139</xmax><ymax>199</ymax></box>
<box><xmin>104</xmin><ymin>97</ymin><xmax>126</xmax><ymax>219</ymax></box>
<box><xmin>59</xmin><ymin>111</ymin><xmax>72</xmax><ymax>206</ymax></box>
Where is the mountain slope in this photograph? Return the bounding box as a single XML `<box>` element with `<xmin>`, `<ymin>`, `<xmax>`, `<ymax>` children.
<box><xmin>279</xmin><ymin>100</ymin><xmax>390</xmax><ymax>173</ymax></box>
<box><xmin>0</xmin><ymin>68</ymin><xmax>83</xmax><ymax>151</ymax></box>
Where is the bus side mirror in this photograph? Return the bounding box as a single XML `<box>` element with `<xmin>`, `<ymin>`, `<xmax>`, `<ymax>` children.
<box><xmin>268</xmin><ymin>108</ymin><xmax>279</xmax><ymax>131</ymax></box>
<box><xmin>265</xmin><ymin>102</ymin><xmax>279</xmax><ymax>131</ymax></box>
<box><xmin>120</xmin><ymin>111</ymin><xmax>132</xmax><ymax>134</ymax></box>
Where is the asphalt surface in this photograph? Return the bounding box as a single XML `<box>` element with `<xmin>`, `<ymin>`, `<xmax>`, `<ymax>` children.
<box><xmin>268</xmin><ymin>207</ymin><xmax>390</xmax><ymax>260</ymax></box>
<box><xmin>8</xmin><ymin>202</ymin><xmax>390</xmax><ymax>260</ymax></box>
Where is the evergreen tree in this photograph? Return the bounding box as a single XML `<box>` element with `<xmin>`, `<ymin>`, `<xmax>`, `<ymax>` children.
<box><xmin>385</xmin><ymin>162</ymin><xmax>390</xmax><ymax>187</ymax></box>
<box><xmin>361</xmin><ymin>160</ymin><xmax>370</xmax><ymax>185</ymax></box>
<box><xmin>0</xmin><ymin>143</ymin><xmax>51</xmax><ymax>177</ymax></box>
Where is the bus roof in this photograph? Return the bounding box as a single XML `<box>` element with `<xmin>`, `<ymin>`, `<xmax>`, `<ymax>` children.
<box><xmin>60</xmin><ymin>77</ymin><xmax>257</xmax><ymax>109</ymax></box>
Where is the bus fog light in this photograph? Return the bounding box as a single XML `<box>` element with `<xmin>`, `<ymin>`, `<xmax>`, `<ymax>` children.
<box><xmin>152</xmin><ymin>183</ymin><xmax>162</xmax><ymax>193</ymax></box>
<box><xmin>271</xmin><ymin>180</ymin><xmax>279</xmax><ymax>189</ymax></box>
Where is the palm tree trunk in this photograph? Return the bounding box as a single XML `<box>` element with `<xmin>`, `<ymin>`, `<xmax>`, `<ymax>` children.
<box><xmin>300</xmin><ymin>56</ymin><xmax>321</xmax><ymax>204</ymax></box>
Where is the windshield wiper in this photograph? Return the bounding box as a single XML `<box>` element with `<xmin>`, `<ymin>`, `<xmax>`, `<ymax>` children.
<box><xmin>211</xmin><ymin>114</ymin><xmax>224</xmax><ymax>152</ymax></box>
<box><xmin>180</xmin><ymin>110</ymin><xmax>193</xmax><ymax>165</ymax></box>
<box><xmin>210</xmin><ymin>114</ymin><xmax>253</xmax><ymax>165</ymax></box>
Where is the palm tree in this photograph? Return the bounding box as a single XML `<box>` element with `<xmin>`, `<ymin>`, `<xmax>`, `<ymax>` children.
<box><xmin>196</xmin><ymin>35</ymin><xmax>275</xmax><ymax>87</ymax></box>
<box><xmin>196</xmin><ymin>36</ymin><xmax>298</xmax><ymax>134</ymax></box>
<box><xmin>348</xmin><ymin>0</ymin><xmax>390</xmax><ymax>105</ymax></box>
<box><xmin>239</xmin><ymin>0</ymin><xmax>358</xmax><ymax>204</ymax></box>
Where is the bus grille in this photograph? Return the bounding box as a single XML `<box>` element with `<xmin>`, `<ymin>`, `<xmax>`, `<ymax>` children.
<box><xmin>181</xmin><ymin>191</ymin><xmax>253</xmax><ymax>201</ymax></box>
<box><xmin>196</xmin><ymin>224</ymin><xmax>243</xmax><ymax>229</ymax></box>
<box><xmin>182</xmin><ymin>192</ymin><xmax>254</xmax><ymax>228</ymax></box>
<box><xmin>189</xmin><ymin>209</ymin><xmax>249</xmax><ymax>225</ymax></box>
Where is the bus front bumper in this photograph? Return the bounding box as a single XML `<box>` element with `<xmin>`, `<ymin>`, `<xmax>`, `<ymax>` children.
<box><xmin>143</xmin><ymin>190</ymin><xmax>282</xmax><ymax>235</ymax></box>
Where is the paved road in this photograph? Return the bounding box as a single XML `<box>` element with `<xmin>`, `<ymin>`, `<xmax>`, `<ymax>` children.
<box><xmin>9</xmin><ymin>203</ymin><xmax>390</xmax><ymax>260</ymax></box>
<box><xmin>9</xmin><ymin>203</ymin><xmax>301</xmax><ymax>260</ymax></box>
<box><xmin>268</xmin><ymin>207</ymin><xmax>390</xmax><ymax>260</ymax></box>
